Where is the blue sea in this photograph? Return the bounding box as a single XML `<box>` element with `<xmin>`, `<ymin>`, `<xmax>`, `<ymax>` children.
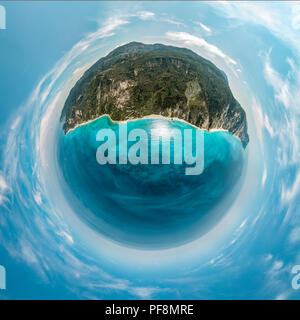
<box><xmin>59</xmin><ymin>116</ymin><xmax>245</xmax><ymax>249</ymax></box>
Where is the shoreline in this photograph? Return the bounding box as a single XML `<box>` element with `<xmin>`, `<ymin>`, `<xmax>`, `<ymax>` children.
<box><xmin>65</xmin><ymin>113</ymin><xmax>239</xmax><ymax>141</ymax></box>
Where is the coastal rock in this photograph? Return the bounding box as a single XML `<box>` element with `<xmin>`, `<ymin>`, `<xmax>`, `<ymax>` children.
<box><xmin>61</xmin><ymin>42</ymin><xmax>249</xmax><ymax>147</ymax></box>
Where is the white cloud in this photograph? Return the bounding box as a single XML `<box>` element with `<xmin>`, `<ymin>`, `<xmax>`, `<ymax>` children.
<box><xmin>57</xmin><ymin>231</ymin><xmax>74</xmax><ymax>245</ymax></box>
<box><xmin>72</xmin><ymin>65</ymin><xmax>89</xmax><ymax>78</ymax></box>
<box><xmin>264</xmin><ymin>115</ymin><xmax>274</xmax><ymax>137</ymax></box>
<box><xmin>130</xmin><ymin>286</ymin><xmax>162</xmax><ymax>299</ymax></box>
<box><xmin>264</xmin><ymin>253</ymin><xmax>273</xmax><ymax>262</ymax></box>
<box><xmin>266</xmin><ymin>259</ymin><xmax>285</xmax><ymax>280</ymax></box>
<box><xmin>262</xmin><ymin>251</ymin><xmax>293</xmax><ymax>298</ymax></box>
<box><xmin>90</xmin><ymin>16</ymin><xmax>129</xmax><ymax>38</ymax></box>
<box><xmin>0</xmin><ymin>173</ymin><xmax>9</xmax><ymax>205</ymax></box>
<box><xmin>273</xmin><ymin>260</ymin><xmax>284</xmax><ymax>271</ymax></box>
<box><xmin>92</xmin><ymin>279</ymin><xmax>165</xmax><ymax>299</ymax></box>
<box><xmin>251</xmin><ymin>97</ymin><xmax>264</xmax><ymax>145</ymax></box>
<box><xmin>163</xmin><ymin>18</ymin><xmax>185</xmax><ymax>27</ymax></box>
<box><xmin>137</xmin><ymin>11</ymin><xmax>155</xmax><ymax>21</ymax></box>
<box><xmin>264</xmin><ymin>53</ymin><xmax>292</xmax><ymax>109</ymax></box>
<box><xmin>33</xmin><ymin>192</ymin><xmax>42</xmax><ymax>205</ymax></box>
<box><xmin>21</xmin><ymin>241</ymin><xmax>39</xmax><ymax>265</ymax></box>
<box><xmin>165</xmin><ymin>31</ymin><xmax>237</xmax><ymax>66</ymax></box>
<box><xmin>209</xmin><ymin>2</ymin><xmax>282</xmax><ymax>38</ymax></box>
<box><xmin>262</xmin><ymin>54</ymin><xmax>300</xmax><ymax>185</ymax></box>
<box><xmin>211</xmin><ymin>2</ymin><xmax>300</xmax><ymax>110</ymax></box>
<box><xmin>239</xmin><ymin>218</ymin><xmax>248</xmax><ymax>229</ymax></box>
<box><xmin>10</xmin><ymin>116</ymin><xmax>21</xmax><ymax>131</ymax></box>
<box><xmin>195</xmin><ymin>22</ymin><xmax>211</xmax><ymax>33</ymax></box>
<box><xmin>289</xmin><ymin>227</ymin><xmax>300</xmax><ymax>243</ymax></box>
<box><xmin>250</xmin><ymin>95</ymin><xmax>275</xmax><ymax>151</ymax></box>
<box><xmin>281</xmin><ymin>171</ymin><xmax>300</xmax><ymax>203</ymax></box>
<box><xmin>275</xmin><ymin>292</ymin><xmax>290</xmax><ymax>300</ymax></box>
<box><xmin>0</xmin><ymin>174</ymin><xmax>8</xmax><ymax>192</ymax></box>
<box><xmin>262</xmin><ymin>167</ymin><xmax>267</xmax><ymax>187</ymax></box>
<box><xmin>292</xmin><ymin>5</ymin><xmax>300</xmax><ymax>30</ymax></box>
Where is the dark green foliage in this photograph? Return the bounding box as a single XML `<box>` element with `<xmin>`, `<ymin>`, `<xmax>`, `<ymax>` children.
<box><xmin>61</xmin><ymin>42</ymin><xmax>249</xmax><ymax>147</ymax></box>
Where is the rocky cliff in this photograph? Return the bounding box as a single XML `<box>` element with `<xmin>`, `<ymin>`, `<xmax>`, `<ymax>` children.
<box><xmin>61</xmin><ymin>42</ymin><xmax>249</xmax><ymax>147</ymax></box>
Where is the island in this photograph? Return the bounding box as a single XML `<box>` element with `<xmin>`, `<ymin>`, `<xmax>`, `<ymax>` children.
<box><xmin>61</xmin><ymin>42</ymin><xmax>249</xmax><ymax>147</ymax></box>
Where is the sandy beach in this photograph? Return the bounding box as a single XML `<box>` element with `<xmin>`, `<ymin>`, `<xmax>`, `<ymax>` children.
<box><xmin>66</xmin><ymin>113</ymin><xmax>238</xmax><ymax>140</ymax></box>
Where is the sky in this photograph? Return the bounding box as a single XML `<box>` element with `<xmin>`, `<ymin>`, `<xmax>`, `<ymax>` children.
<box><xmin>0</xmin><ymin>1</ymin><xmax>300</xmax><ymax>300</ymax></box>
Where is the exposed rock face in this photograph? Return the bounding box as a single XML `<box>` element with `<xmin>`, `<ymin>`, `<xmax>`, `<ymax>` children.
<box><xmin>61</xmin><ymin>42</ymin><xmax>249</xmax><ymax>147</ymax></box>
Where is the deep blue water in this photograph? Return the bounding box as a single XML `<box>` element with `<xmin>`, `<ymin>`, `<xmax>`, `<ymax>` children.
<box><xmin>59</xmin><ymin>116</ymin><xmax>245</xmax><ymax>249</ymax></box>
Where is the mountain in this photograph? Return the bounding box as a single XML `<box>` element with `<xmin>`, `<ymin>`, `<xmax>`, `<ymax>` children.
<box><xmin>61</xmin><ymin>42</ymin><xmax>249</xmax><ymax>147</ymax></box>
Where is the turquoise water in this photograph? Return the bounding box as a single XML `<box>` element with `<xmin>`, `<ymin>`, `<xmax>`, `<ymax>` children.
<box><xmin>59</xmin><ymin>116</ymin><xmax>245</xmax><ymax>249</ymax></box>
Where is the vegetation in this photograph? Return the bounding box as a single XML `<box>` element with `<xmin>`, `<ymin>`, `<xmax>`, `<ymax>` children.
<box><xmin>61</xmin><ymin>42</ymin><xmax>249</xmax><ymax>147</ymax></box>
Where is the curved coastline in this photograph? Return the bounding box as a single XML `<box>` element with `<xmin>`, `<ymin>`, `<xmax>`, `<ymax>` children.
<box><xmin>65</xmin><ymin>113</ymin><xmax>243</xmax><ymax>145</ymax></box>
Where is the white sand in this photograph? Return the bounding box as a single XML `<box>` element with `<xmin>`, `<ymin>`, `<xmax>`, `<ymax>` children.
<box><xmin>66</xmin><ymin>114</ymin><xmax>239</xmax><ymax>141</ymax></box>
